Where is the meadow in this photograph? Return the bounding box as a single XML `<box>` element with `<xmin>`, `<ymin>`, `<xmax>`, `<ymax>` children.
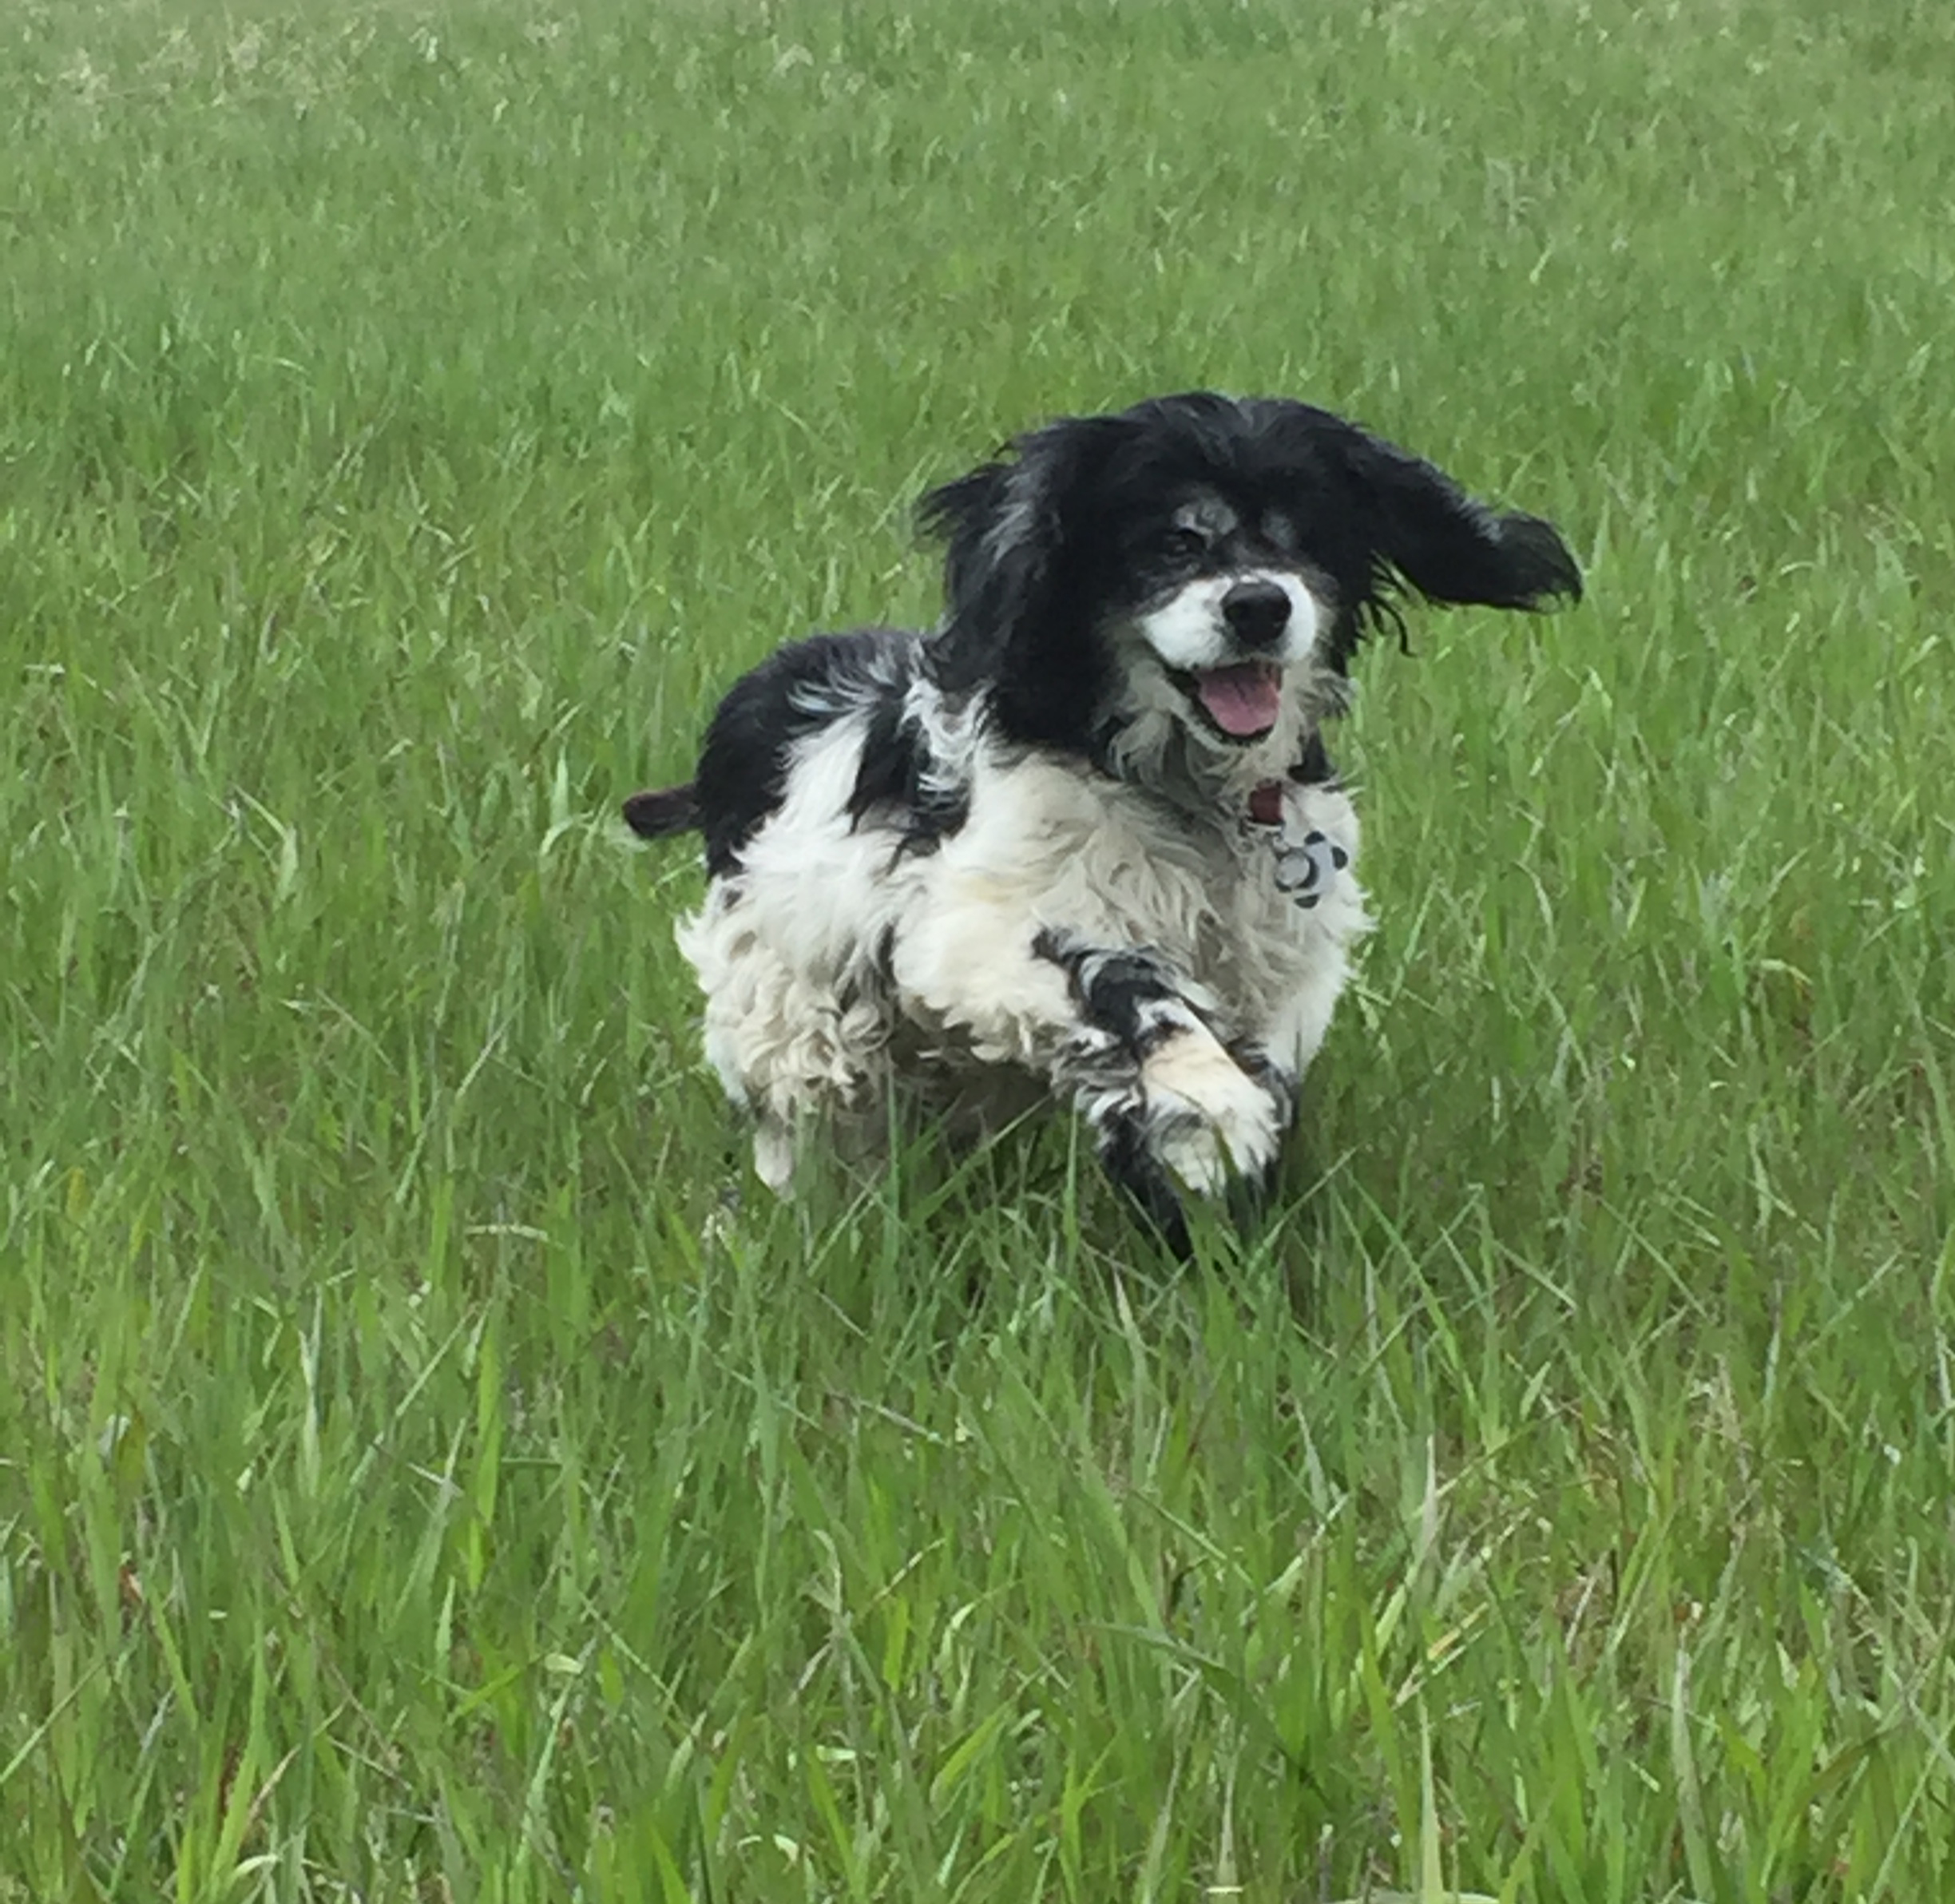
<box><xmin>2</xmin><ymin>0</ymin><xmax>1952</xmax><ymax>1896</ymax></box>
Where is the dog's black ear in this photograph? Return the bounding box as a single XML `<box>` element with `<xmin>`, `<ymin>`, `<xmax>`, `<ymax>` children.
<box><xmin>916</xmin><ymin>461</ymin><xmax>1017</xmax><ymax>691</ymax></box>
<box><xmin>917</xmin><ymin>416</ymin><xmax>1124</xmax><ymax>694</ymax></box>
<box><xmin>916</xmin><ymin>454</ymin><xmax>1057</xmax><ymax>694</ymax></box>
<box><xmin>1342</xmin><ymin>429</ymin><xmax>1582</xmax><ymax>613</ymax></box>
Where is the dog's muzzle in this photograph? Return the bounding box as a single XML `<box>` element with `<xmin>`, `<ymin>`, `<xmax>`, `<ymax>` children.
<box><xmin>1145</xmin><ymin>574</ymin><xmax>1309</xmax><ymax>740</ymax></box>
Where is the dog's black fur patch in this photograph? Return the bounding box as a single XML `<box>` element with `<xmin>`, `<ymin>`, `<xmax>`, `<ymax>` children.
<box><xmin>683</xmin><ymin>628</ymin><xmax>917</xmax><ymax>877</ymax></box>
<box><xmin>1032</xmin><ymin>932</ymin><xmax>1191</xmax><ymax>1059</ymax></box>
<box><xmin>847</xmin><ymin>696</ymin><xmax>970</xmax><ymax>858</ymax></box>
<box><xmin>1288</xmin><ymin>730</ymin><xmax>1338</xmax><ymax>788</ymax></box>
<box><xmin>621</xmin><ymin>784</ymin><xmax>700</xmax><ymax>839</ymax></box>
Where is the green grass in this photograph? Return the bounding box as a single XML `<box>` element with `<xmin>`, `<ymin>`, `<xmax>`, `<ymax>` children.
<box><xmin>2</xmin><ymin>0</ymin><xmax>1953</xmax><ymax>1896</ymax></box>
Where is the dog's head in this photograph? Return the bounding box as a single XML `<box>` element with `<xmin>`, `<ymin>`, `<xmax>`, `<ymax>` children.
<box><xmin>918</xmin><ymin>392</ymin><xmax>1581</xmax><ymax>789</ymax></box>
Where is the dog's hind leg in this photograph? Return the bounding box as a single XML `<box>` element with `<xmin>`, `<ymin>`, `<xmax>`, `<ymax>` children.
<box><xmin>678</xmin><ymin>895</ymin><xmax>891</xmax><ymax>1195</ymax></box>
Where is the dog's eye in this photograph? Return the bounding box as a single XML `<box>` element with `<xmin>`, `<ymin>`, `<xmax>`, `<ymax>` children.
<box><xmin>1163</xmin><ymin>524</ymin><xmax>1209</xmax><ymax>560</ymax></box>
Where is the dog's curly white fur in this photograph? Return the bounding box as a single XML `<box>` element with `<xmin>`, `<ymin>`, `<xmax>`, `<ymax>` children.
<box><xmin>626</xmin><ymin>393</ymin><xmax>1580</xmax><ymax>1251</ymax></box>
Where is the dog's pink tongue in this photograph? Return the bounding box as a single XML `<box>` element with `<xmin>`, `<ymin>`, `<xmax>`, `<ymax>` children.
<box><xmin>1195</xmin><ymin>661</ymin><xmax>1283</xmax><ymax>737</ymax></box>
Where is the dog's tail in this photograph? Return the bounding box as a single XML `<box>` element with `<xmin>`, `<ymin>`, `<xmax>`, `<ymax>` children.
<box><xmin>622</xmin><ymin>783</ymin><xmax>700</xmax><ymax>840</ymax></box>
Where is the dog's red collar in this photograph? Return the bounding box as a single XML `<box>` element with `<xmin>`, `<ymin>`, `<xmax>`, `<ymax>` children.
<box><xmin>1249</xmin><ymin>735</ymin><xmax>1338</xmax><ymax>824</ymax></box>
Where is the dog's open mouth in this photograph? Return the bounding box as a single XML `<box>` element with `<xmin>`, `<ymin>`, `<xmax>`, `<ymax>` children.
<box><xmin>1175</xmin><ymin>660</ymin><xmax>1285</xmax><ymax>741</ymax></box>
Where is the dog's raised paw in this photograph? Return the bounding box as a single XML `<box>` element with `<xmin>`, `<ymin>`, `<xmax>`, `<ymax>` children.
<box><xmin>1140</xmin><ymin>1033</ymin><xmax>1281</xmax><ymax>1193</ymax></box>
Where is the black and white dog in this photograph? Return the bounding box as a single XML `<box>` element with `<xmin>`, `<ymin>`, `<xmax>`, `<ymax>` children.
<box><xmin>625</xmin><ymin>394</ymin><xmax>1580</xmax><ymax>1250</ymax></box>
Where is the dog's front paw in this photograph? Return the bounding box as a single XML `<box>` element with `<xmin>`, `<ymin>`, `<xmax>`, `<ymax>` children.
<box><xmin>1140</xmin><ymin>1033</ymin><xmax>1282</xmax><ymax>1193</ymax></box>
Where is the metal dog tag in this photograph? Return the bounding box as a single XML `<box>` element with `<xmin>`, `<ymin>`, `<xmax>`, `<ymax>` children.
<box><xmin>1273</xmin><ymin>829</ymin><xmax>1347</xmax><ymax>910</ymax></box>
<box><xmin>1274</xmin><ymin>846</ymin><xmax>1320</xmax><ymax>894</ymax></box>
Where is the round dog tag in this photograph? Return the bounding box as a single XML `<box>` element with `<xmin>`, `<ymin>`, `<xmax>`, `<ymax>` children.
<box><xmin>1274</xmin><ymin>846</ymin><xmax>1319</xmax><ymax>894</ymax></box>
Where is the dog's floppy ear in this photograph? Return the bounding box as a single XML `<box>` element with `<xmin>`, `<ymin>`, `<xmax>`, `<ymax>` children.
<box><xmin>917</xmin><ymin>415</ymin><xmax>1122</xmax><ymax>692</ymax></box>
<box><xmin>915</xmin><ymin>461</ymin><xmax>1018</xmax><ymax>691</ymax></box>
<box><xmin>1341</xmin><ymin>427</ymin><xmax>1583</xmax><ymax>613</ymax></box>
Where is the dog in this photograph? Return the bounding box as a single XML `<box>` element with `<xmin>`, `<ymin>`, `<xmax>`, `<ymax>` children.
<box><xmin>625</xmin><ymin>393</ymin><xmax>1580</xmax><ymax>1251</ymax></box>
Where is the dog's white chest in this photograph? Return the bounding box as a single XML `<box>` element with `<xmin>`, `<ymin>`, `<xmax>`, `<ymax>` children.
<box><xmin>931</xmin><ymin>756</ymin><xmax>1366</xmax><ymax>1054</ymax></box>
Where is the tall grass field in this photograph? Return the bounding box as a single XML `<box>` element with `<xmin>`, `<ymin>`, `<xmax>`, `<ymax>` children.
<box><xmin>3</xmin><ymin>0</ymin><xmax>1951</xmax><ymax>1897</ymax></box>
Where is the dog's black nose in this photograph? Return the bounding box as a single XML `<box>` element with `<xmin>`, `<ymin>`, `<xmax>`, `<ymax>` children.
<box><xmin>1221</xmin><ymin>579</ymin><xmax>1292</xmax><ymax>650</ymax></box>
